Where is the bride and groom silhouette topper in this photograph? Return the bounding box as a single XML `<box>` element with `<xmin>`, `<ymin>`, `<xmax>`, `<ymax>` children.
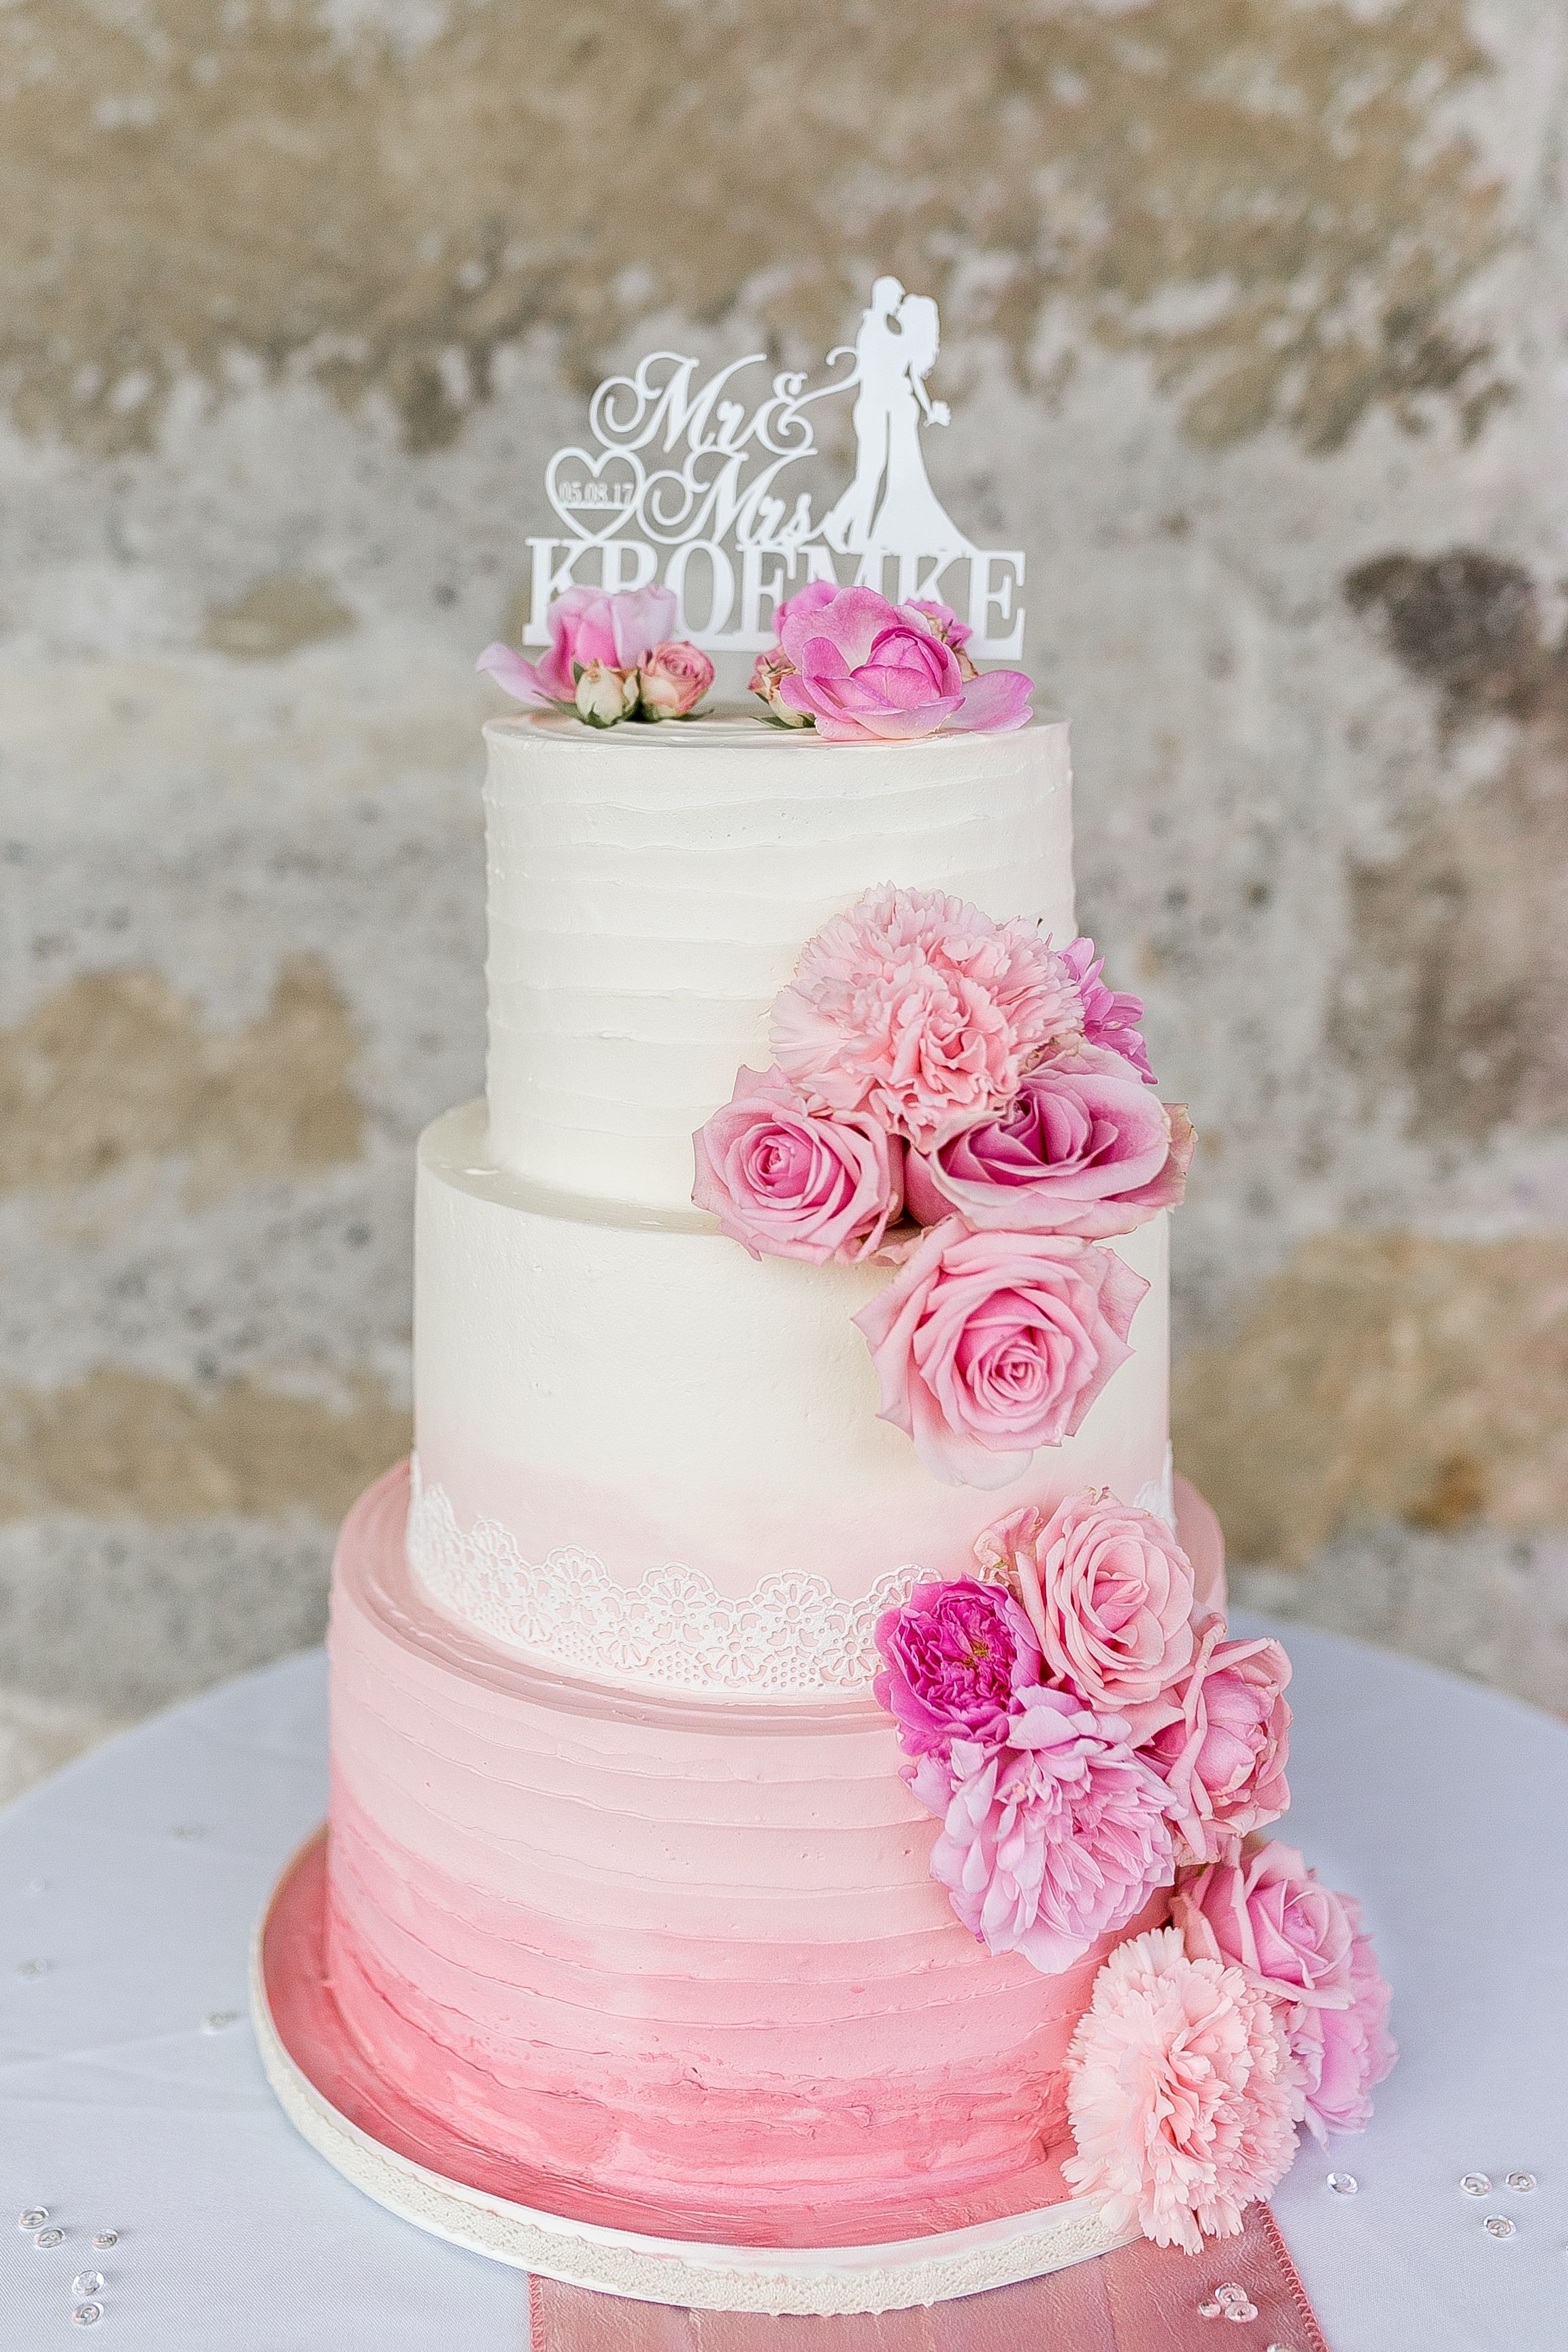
<box><xmin>524</xmin><ymin>276</ymin><xmax>1025</xmax><ymax>657</ymax></box>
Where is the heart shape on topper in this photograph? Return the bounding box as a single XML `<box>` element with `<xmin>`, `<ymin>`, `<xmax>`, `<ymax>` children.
<box><xmin>546</xmin><ymin>446</ymin><xmax>647</xmax><ymax>546</ymax></box>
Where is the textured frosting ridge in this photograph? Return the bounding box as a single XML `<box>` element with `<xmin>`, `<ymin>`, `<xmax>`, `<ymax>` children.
<box><xmin>327</xmin><ymin>1465</ymin><xmax>1167</xmax><ymax>2245</ymax></box>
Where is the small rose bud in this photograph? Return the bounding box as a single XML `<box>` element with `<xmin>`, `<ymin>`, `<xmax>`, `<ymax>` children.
<box><xmin>574</xmin><ymin>659</ymin><xmax>639</xmax><ymax>727</ymax></box>
<box><xmin>749</xmin><ymin>645</ymin><xmax>812</xmax><ymax>724</ymax></box>
<box><xmin>637</xmin><ymin>638</ymin><xmax>715</xmax><ymax>720</ymax></box>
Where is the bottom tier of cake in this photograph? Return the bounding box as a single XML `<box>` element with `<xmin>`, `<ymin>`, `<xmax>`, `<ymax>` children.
<box><xmin>324</xmin><ymin>1464</ymin><xmax>1213</xmax><ymax>2249</ymax></box>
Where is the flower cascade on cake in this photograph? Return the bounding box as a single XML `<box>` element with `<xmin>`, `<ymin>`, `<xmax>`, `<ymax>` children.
<box><xmin>476</xmin><ymin>584</ymin><xmax>714</xmax><ymax>727</ymax></box>
<box><xmin>695</xmin><ymin>874</ymin><xmax>1190</xmax><ymax>1487</ymax></box>
<box><xmin>871</xmin><ymin>1492</ymin><xmax>1396</xmax><ymax>2253</ymax></box>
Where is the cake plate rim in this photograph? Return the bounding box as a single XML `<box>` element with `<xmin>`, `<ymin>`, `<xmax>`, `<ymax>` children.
<box><xmin>252</xmin><ymin>1826</ymin><xmax>1139</xmax><ymax>2315</ymax></box>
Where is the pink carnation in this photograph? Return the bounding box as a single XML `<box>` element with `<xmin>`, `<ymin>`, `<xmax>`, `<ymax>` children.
<box><xmin>1173</xmin><ymin>1843</ymin><xmax>1395</xmax><ymax>2145</ymax></box>
<box><xmin>476</xmin><ymin>583</ymin><xmax>678</xmax><ymax>706</ymax></box>
<box><xmin>905</xmin><ymin>1048</ymin><xmax>1194</xmax><ymax>1238</ymax></box>
<box><xmin>1063</xmin><ymin>936</ymin><xmax>1156</xmax><ymax>1084</ymax></box>
<box><xmin>873</xmin><ymin>1577</ymin><xmax>1043</xmax><ymax>1757</ymax></box>
<box><xmin>771</xmin><ymin>884</ymin><xmax>1083</xmax><ymax>1148</ymax></box>
<box><xmin>775</xmin><ymin>584</ymin><xmax>1032</xmax><ymax>741</ymax></box>
<box><xmin>975</xmin><ymin>1491</ymin><xmax>1195</xmax><ymax>1740</ymax></box>
<box><xmin>854</xmin><ymin>1219</ymin><xmax>1147</xmax><ymax>1488</ymax></box>
<box><xmin>918</xmin><ymin>1693</ymin><xmax>1173</xmax><ymax>1975</ymax></box>
<box><xmin>1063</xmin><ymin>1925</ymin><xmax>1300</xmax><ymax>2252</ymax></box>
<box><xmin>692</xmin><ymin>1066</ymin><xmax>901</xmax><ymax>1264</ymax></box>
<box><xmin>1144</xmin><ymin>1620</ymin><xmax>1292</xmax><ymax>1864</ymax></box>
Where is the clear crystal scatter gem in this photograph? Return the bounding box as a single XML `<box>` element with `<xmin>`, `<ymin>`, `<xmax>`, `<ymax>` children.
<box><xmin>1224</xmin><ymin>2306</ymin><xmax>1260</xmax><ymax>2325</ymax></box>
<box><xmin>71</xmin><ymin>2306</ymin><xmax>103</xmax><ymax>2330</ymax></box>
<box><xmin>72</xmin><ymin>2273</ymin><xmax>104</xmax><ymax>2298</ymax></box>
<box><xmin>1198</xmin><ymin>2303</ymin><xmax>1224</xmax><ymax>2321</ymax></box>
<box><xmin>1459</xmin><ymin>2172</ymin><xmax>1492</xmax><ymax>2196</ymax></box>
<box><xmin>16</xmin><ymin>1957</ymin><xmax>51</xmax><ymax>1977</ymax></box>
<box><xmin>1214</xmin><ymin>2286</ymin><xmax>1248</xmax><ymax>2306</ymax></box>
<box><xmin>91</xmin><ymin>2232</ymin><xmax>118</xmax><ymax>2251</ymax></box>
<box><xmin>1506</xmin><ymin>2172</ymin><xmax>1537</xmax><ymax>2193</ymax></box>
<box><xmin>1267</xmin><ymin>2344</ymin><xmax>1298</xmax><ymax>2352</ymax></box>
<box><xmin>18</xmin><ymin>2208</ymin><xmax>48</xmax><ymax>2230</ymax></box>
<box><xmin>1484</xmin><ymin>2215</ymin><xmax>1516</xmax><ymax>2239</ymax></box>
<box><xmin>35</xmin><ymin>2227</ymin><xmax>65</xmax><ymax>2249</ymax></box>
<box><xmin>23</xmin><ymin>1876</ymin><xmax>47</xmax><ymax>1895</ymax></box>
<box><xmin>1326</xmin><ymin>2172</ymin><xmax>1358</xmax><ymax>2196</ymax></box>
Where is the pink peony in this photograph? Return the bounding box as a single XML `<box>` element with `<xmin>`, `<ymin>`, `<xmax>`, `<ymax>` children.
<box><xmin>1063</xmin><ymin>1926</ymin><xmax>1300</xmax><ymax>2252</ymax></box>
<box><xmin>905</xmin><ymin>1048</ymin><xmax>1194</xmax><ymax>1238</ymax></box>
<box><xmin>873</xmin><ymin>1577</ymin><xmax>1043</xmax><ymax>1757</ymax></box>
<box><xmin>476</xmin><ymin>583</ymin><xmax>678</xmax><ymax>707</ymax></box>
<box><xmin>1063</xmin><ymin>936</ymin><xmax>1156</xmax><ymax>1085</ymax></box>
<box><xmin>692</xmin><ymin>1065</ymin><xmax>901</xmax><ymax>1265</ymax></box>
<box><xmin>975</xmin><ymin>1491</ymin><xmax>1195</xmax><ymax>1739</ymax></box>
<box><xmin>638</xmin><ymin>637</ymin><xmax>714</xmax><ymax>719</ymax></box>
<box><xmin>1144</xmin><ymin>1621</ymin><xmax>1292</xmax><ymax>1864</ymax></box>
<box><xmin>919</xmin><ymin>1694</ymin><xmax>1173</xmax><ymax>1974</ymax></box>
<box><xmin>775</xmin><ymin>585</ymin><xmax>1032</xmax><ymax>741</ymax></box>
<box><xmin>1173</xmin><ymin>1843</ymin><xmax>1395</xmax><ymax>2146</ymax></box>
<box><xmin>771</xmin><ymin>884</ymin><xmax>1083</xmax><ymax>1148</ymax></box>
<box><xmin>854</xmin><ymin>1219</ymin><xmax>1147</xmax><ymax>1488</ymax></box>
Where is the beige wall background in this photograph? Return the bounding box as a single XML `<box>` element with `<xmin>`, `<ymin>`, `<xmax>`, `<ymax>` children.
<box><xmin>2</xmin><ymin>0</ymin><xmax>1566</xmax><ymax>1791</ymax></box>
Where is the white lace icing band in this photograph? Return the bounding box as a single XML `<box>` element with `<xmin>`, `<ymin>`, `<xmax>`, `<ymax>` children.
<box><xmin>405</xmin><ymin>1450</ymin><xmax>1175</xmax><ymax>1697</ymax></box>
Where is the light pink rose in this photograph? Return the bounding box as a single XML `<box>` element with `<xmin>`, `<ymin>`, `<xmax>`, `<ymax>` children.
<box><xmin>916</xmin><ymin>1695</ymin><xmax>1173</xmax><ymax>1974</ymax></box>
<box><xmin>692</xmin><ymin>1065</ymin><xmax>902</xmax><ymax>1265</ymax></box>
<box><xmin>771</xmin><ymin>884</ymin><xmax>1083</xmax><ymax>1148</ymax></box>
<box><xmin>1173</xmin><ymin>1842</ymin><xmax>1396</xmax><ymax>2144</ymax></box>
<box><xmin>748</xmin><ymin>645</ymin><xmax>812</xmax><ymax>724</ymax></box>
<box><xmin>905</xmin><ymin>1048</ymin><xmax>1194</xmax><ymax>1237</ymax></box>
<box><xmin>1144</xmin><ymin>1620</ymin><xmax>1292</xmax><ymax>1864</ymax></box>
<box><xmin>637</xmin><ymin>637</ymin><xmax>714</xmax><ymax>719</ymax></box>
<box><xmin>1063</xmin><ymin>936</ymin><xmax>1156</xmax><ymax>1084</ymax></box>
<box><xmin>1064</xmin><ymin>1925</ymin><xmax>1300</xmax><ymax>2253</ymax></box>
<box><xmin>775</xmin><ymin>584</ymin><xmax>1032</xmax><ymax>741</ymax></box>
<box><xmin>853</xmin><ymin>1219</ymin><xmax>1148</xmax><ymax>1488</ymax></box>
<box><xmin>476</xmin><ymin>582</ymin><xmax>678</xmax><ymax>706</ymax></box>
<box><xmin>975</xmin><ymin>1491</ymin><xmax>1195</xmax><ymax>1739</ymax></box>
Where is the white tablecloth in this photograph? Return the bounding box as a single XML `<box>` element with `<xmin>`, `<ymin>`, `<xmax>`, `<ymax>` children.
<box><xmin>1</xmin><ymin>1619</ymin><xmax>1564</xmax><ymax>2349</ymax></box>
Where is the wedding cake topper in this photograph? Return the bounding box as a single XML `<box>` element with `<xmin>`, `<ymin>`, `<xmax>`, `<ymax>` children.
<box><xmin>522</xmin><ymin>276</ymin><xmax>1025</xmax><ymax>660</ymax></box>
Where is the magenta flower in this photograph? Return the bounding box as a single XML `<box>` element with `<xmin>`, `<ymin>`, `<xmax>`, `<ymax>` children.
<box><xmin>975</xmin><ymin>1491</ymin><xmax>1196</xmax><ymax>1740</ymax></box>
<box><xmin>1063</xmin><ymin>937</ymin><xmax>1156</xmax><ymax>1085</ymax></box>
<box><xmin>872</xmin><ymin>1577</ymin><xmax>1044</xmax><ymax>1757</ymax></box>
<box><xmin>770</xmin><ymin>884</ymin><xmax>1083</xmax><ymax>1148</ymax></box>
<box><xmin>853</xmin><ymin>1219</ymin><xmax>1148</xmax><ymax>1488</ymax></box>
<box><xmin>921</xmin><ymin>1693</ymin><xmax>1173</xmax><ymax>1974</ymax></box>
<box><xmin>1173</xmin><ymin>1842</ymin><xmax>1396</xmax><ymax>2147</ymax></box>
<box><xmin>1144</xmin><ymin>1620</ymin><xmax>1292</xmax><ymax>1864</ymax></box>
<box><xmin>476</xmin><ymin>583</ymin><xmax>679</xmax><ymax>706</ymax></box>
<box><xmin>773</xmin><ymin>585</ymin><xmax>1032</xmax><ymax>741</ymax></box>
<box><xmin>1063</xmin><ymin>1925</ymin><xmax>1300</xmax><ymax>2252</ymax></box>
<box><xmin>905</xmin><ymin>1049</ymin><xmax>1194</xmax><ymax>1238</ymax></box>
<box><xmin>691</xmin><ymin>1065</ymin><xmax>901</xmax><ymax>1265</ymax></box>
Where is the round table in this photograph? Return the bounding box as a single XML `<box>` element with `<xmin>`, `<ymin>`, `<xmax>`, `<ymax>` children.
<box><xmin>1</xmin><ymin>1619</ymin><xmax>1563</xmax><ymax>2349</ymax></box>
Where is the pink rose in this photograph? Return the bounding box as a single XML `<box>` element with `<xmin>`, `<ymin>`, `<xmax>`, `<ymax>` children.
<box><xmin>692</xmin><ymin>1065</ymin><xmax>901</xmax><ymax>1264</ymax></box>
<box><xmin>975</xmin><ymin>1491</ymin><xmax>1195</xmax><ymax>1739</ymax></box>
<box><xmin>775</xmin><ymin>585</ymin><xmax>1033</xmax><ymax>741</ymax></box>
<box><xmin>476</xmin><ymin>582</ymin><xmax>678</xmax><ymax>706</ymax></box>
<box><xmin>873</xmin><ymin>1577</ymin><xmax>1044</xmax><ymax>1757</ymax></box>
<box><xmin>1173</xmin><ymin>1842</ymin><xmax>1396</xmax><ymax>2144</ymax></box>
<box><xmin>853</xmin><ymin>1219</ymin><xmax>1148</xmax><ymax>1487</ymax></box>
<box><xmin>1145</xmin><ymin>1621</ymin><xmax>1292</xmax><ymax>1864</ymax></box>
<box><xmin>771</xmin><ymin>884</ymin><xmax>1083</xmax><ymax>1148</ymax></box>
<box><xmin>920</xmin><ymin>1695</ymin><xmax>1173</xmax><ymax>1974</ymax></box>
<box><xmin>1063</xmin><ymin>937</ymin><xmax>1156</xmax><ymax>1084</ymax></box>
<box><xmin>905</xmin><ymin>1049</ymin><xmax>1194</xmax><ymax>1238</ymax></box>
<box><xmin>1064</xmin><ymin>1925</ymin><xmax>1300</xmax><ymax>2252</ymax></box>
<box><xmin>637</xmin><ymin>637</ymin><xmax>714</xmax><ymax>720</ymax></box>
<box><xmin>905</xmin><ymin>599</ymin><xmax>979</xmax><ymax>678</ymax></box>
<box><xmin>748</xmin><ymin>645</ymin><xmax>812</xmax><ymax>725</ymax></box>
<box><xmin>772</xmin><ymin>579</ymin><xmax>840</xmax><ymax>640</ymax></box>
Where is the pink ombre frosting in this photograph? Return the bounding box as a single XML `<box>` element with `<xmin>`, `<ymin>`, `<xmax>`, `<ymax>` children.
<box><xmin>326</xmin><ymin>1464</ymin><xmax>1169</xmax><ymax>2245</ymax></box>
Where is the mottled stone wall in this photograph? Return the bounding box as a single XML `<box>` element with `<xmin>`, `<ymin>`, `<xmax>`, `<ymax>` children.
<box><xmin>2</xmin><ymin>0</ymin><xmax>1565</xmax><ymax>1780</ymax></box>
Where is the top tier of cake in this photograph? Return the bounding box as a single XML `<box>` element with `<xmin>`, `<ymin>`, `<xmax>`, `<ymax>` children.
<box><xmin>483</xmin><ymin>713</ymin><xmax>1075</xmax><ymax>1213</ymax></box>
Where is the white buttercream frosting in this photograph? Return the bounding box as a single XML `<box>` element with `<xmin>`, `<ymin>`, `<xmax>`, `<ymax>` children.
<box><xmin>482</xmin><ymin>712</ymin><xmax>1074</xmax><ymax>1212</ymax></box>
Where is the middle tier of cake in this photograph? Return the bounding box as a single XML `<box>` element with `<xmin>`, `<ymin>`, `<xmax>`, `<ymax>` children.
<box><xmin>410</xmin><ymin>1100</ymin><xmax>1172</xmax><ymax>1692</ymax></box>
